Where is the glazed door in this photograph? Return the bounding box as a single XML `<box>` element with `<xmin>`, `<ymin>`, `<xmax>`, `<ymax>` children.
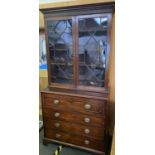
<box><xmin>46</xmin><ymin>17</ymin><xmax>75</xmax><ymax>87</ymax></box>
<box><xmin>45</xmin><ymin>13</ymin><xmax>112</xmax><ymax>90</ymax></box>
<box><xmin>77</xmin><ymin>14</ymin><xmax>112</xmax><ymax>89</ymax></box>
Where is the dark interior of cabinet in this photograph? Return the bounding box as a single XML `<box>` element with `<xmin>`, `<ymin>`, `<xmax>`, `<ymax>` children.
<box><xmin>48</xmin><ymin>19</ymin><xmax>74</xmax><ymax>84</ymax></box>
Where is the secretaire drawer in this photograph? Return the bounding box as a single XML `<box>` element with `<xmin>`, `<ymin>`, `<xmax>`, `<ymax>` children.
<box><xmin>44</xmin><ymin>129</ymin><xmax>105</xmax><ymax>152</ymax></box>
<box><xmin>43</xmin><ymin>108</ymin><xmax>105</xmax><ymax>127</ymax></box>
<box><xmin>42</xmin><ymin>93</ymin><xmax>106</xmax><ymax>115</ymax></box>
<box><xmin>44</xmin><ymin>119</ymin><xmax>105</xmax><ymax>140</ymax></box>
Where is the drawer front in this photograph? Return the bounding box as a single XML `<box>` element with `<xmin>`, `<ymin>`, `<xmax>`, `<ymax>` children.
<box><xmin>44</xmin><ymin>129</ymin><xmax>105</xmax><ymax>152</ymax></box>
<box><xmin>44</xmin><ymin>119</ymin><xmax>104</xmax><ymax>140</ymax></box>
<box><xmin>43</xmin><ymin>108</ymin><xmax>105</xmax><ymax>127</ymax></box>
<box><xmin>42</xmin><ymin>93</ymin><xmax>106</xmax><ymax>115</ymax></box>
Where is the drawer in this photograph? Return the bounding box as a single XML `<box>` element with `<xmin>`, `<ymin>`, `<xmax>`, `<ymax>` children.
<box><xmin>42</xmin><ymin>93</ymin><xmax>106</xmax><ymax>115</ymax></box>
<box><xmin>44</xmin><ymin>129</ymin><xmax>105</xmax><ymax>152</ymax></box>
<box><xmin>43</xmin><ymin>108</ymin><xmax>105</xmax><ymax>127</ymax></box>
<box><xmin>44</xmin><ymin>119</ymin><xmax>104</xmax><ymax>140</ymax></box>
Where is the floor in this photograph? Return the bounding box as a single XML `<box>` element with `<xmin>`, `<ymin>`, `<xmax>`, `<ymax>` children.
<box><xmin>39</xmin><ymin>129</ymin><xmax>94</xmax><ymax>155</ymax></box>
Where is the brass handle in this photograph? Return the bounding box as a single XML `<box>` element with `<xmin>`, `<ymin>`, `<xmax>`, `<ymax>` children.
<box><xmin>84</xmin><ymin>140</ymin><xmax>90</xmax><ymax>145</ymax></box>
<box><xmin>84</xmin><ymin>117</ymin><xmax>91</xmax><ymax>123</ymax></box>
<box><xmin>54</xmin><ymin>112</ymin><xmax>60</xmax><ymax>117</ymax></box>
<box><xmin>84</xmin><ymin>128</ymin><xmax>90</xmax><ymax>134</ymax></box>
<box><xmin>53</xmin><ymin>99</ymin><xmax>59</xmax><ymax>105</ymax></box>
<box><xmin>56</xmin><ymin>134</ymin><xmax>61</xmax><ymax>138</ymax></box>
<box><xmin>55</xmin><ymin>122</ymin><xmax>60</xmax><ymax>127</ymax></box>
<box><xmin>84</xmin><ymin>104</ymin><xmax>91</xmax><ymax>110</ymax></box>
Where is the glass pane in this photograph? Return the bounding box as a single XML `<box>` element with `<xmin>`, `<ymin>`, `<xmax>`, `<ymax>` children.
<box><xmin>47</xmin><ymin>19</ymin><xmax>73</xmax><ymax>84</ymax></box>
<box><xmin>78</xmin><ymin>17</ymin><xmax>108</xmax><ymax>87</ymax></box>
<box><xmin>101</xmin><ymin>17</ymin><xmax>108</xmax><ymax>27</ymax></box>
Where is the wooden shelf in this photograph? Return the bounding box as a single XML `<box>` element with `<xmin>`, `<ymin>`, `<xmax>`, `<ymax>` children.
<box><xmin>52</xmin><ymin>76</ymin><xmax>73</xmax><ymax>80</ymax></box>
<box><xmin>79</xmin><ymin>27</ymin><xmax>108</xmax><ymax>32</ymax></box>
<box><xmin>79</xmin><ymin>63</ymin><xmax>105</xmax><ymax>69</ymax></box>
<box><xmin>51</xmin><ymin>62</ymin><xmax>104</xmax><ymax>69</ymax></box>
<box><xmin>49</xmin><ymin>48</ymin><xmax>73</xmax><ymax>51</ymax></box>
<box><xmin>79</xmin><ymin>79</ymin><xmax>104</xmax><ymax>82</ymax></box>
<box><xmin>51</xmin><ymin>63</ymin><xmax>73</xmax><ymax>66</ymax></box>
<box><xmin>48</xmin><ymin>30</ymin><xmax>72</xmax><ymax>34</ymax></box>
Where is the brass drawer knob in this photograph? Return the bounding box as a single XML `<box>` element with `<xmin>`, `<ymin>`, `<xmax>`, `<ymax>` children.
<box><xmin>53</xmin><ymin>99</ymin><xmax>59</xmax><ymax>105</ymax></box>
<box><xmin>84</xmin><ymin>128</ymin><xmax>90</xmax><ymax>134</ymax></box>
<box><xmin>84</xmin><ymin>117</ymin><xmax>91</xmax><ymax>123</ymax></box>
<box><xmin>84</xmin><ymin>104</ymin><xmax>91</xmax><ymax>110</ymax></box>
<box><xmin>55</xmin><ymin>134</ymin><xmax>61</xmax><ymax>138</ymax></box>
<box><xmin>84</xmin><ymin>140</ymin><xmax>90</xmax><ymax>145</ymax></box>
<box><xmin>54</xmin><ymin>112</ymin><xmax>60</xmax><ymax>117</ymax></box>
<box><xmin>55</xmin><ymin>122</ymin><xmax>60</xmax><ymax>127</ymax></box>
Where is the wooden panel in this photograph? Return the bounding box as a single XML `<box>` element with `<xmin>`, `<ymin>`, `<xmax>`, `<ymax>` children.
<box><xmin>43</xmin><ymin>93</ymin><xmax>106</xmax><ymax>115</ymax></box>
<box><xmin>44</xmin><ymin>129</ymin><xmax>105</xmax><ymax>151</ymax></box>
<box><xmin>42</xmin><ymin>108</ymin><xmax>105</xmax><ymax>127</ymax></box>
<box><xmin>39</xmin><ymin>77</ymin><xmax>48</xmax><ymax>90</ymax></box>
<box><xmin>39</xmin><ymin>70</ymin><xmax>48</xmax><ymax>77</ymax></box>
<box><xmin>39</xmin><ymin>11</ymin><xmax>44</xmax><ymax>29</ymax></box>
<box><xmin>41</xmin><ymin>87</ymin><xmax>108</xmax><ymax>99</ymax></box>
<box><xmin>39</xmin><ymin>69</ymin><xmax>48</xmax><ymax>90</ymax></box>
<box><xmin>44</xmin><ymin>119</ymin><xmax>105</xmax><ymax>140</ymax></box>
<box><xmin>39</xmin><ymin>0</ymin><xmax>114</xmax><ymax>10</ymax></box>
<box><xmin>109</xmin><ymin>13</ymin><xmax>115</xmax><ymax>135</ymax></box>
<box><xmin>110</xmin><ymin>129</ymin><xmax>115</xmax><ymax>155</ymax></box>
<box><xmin>39</xmin><ymin>75</ymin><xmax>48</xmax><ymax>115</ymax></box>
<box><xmin>39</xmin><ymin>0</ymin><xmax>114</xmax><ymax>29</ymax></box>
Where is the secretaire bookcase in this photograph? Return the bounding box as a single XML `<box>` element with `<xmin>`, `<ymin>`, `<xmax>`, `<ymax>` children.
<box><xmin>40</xmin><ymin>2</ymin><xmax>114</xmax><ymax>154</ymax></box>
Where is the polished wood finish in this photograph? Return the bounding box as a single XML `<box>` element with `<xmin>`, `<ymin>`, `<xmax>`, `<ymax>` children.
<box><xmin>44</xmin><ymin>129</ymin><xmax>105</xmax><ymax>151</ymax></box>
<box><xmin>43</xmin><ymin>119</ymin><xmax>105</xmax><ymax>140</ymax></box>
<box><xmin>40</xmin><ymin>2</ymin><xmax>114</xmax><ymax>154</ymax></box>
<box><xmin>42</xmin><ymin>93</ymin><xmax>106</xmax><ymax>115</ymax></box>
<box><xmin>42</xmin><ymin>108</ymin><xmax>105</xmax><ymax>127</ymax></box>
<box><xmin>42</xmin><ymin>87</ymin><xmax>109</xmax><ymax>99</ymax></box>
<box><xmin>40</xmin><ymin>2</ymin><xmax>114</xmax><ymax>16</ymax></box>
<box><xmin>41</xmin><ymin>89</ymin><xmax>108</xmax><ymax>154</ymax></box>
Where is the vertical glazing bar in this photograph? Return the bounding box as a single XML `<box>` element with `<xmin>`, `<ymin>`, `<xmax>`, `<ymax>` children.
<box><xmin>75</xmin><ymin>16</ymin><xmax>79</xmax><ymax>86</ymax></box>
<box><xmin>72</xmin><ymin>16</ymin><xmax>78</xmax><ymax>87</ymax></box>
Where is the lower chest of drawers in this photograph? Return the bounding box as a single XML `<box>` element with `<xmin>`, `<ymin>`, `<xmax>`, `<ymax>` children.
<box><xmin>41</xmin><ymin>92</ymin><xmax>108</xmax><ymax>154</ymax></box>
